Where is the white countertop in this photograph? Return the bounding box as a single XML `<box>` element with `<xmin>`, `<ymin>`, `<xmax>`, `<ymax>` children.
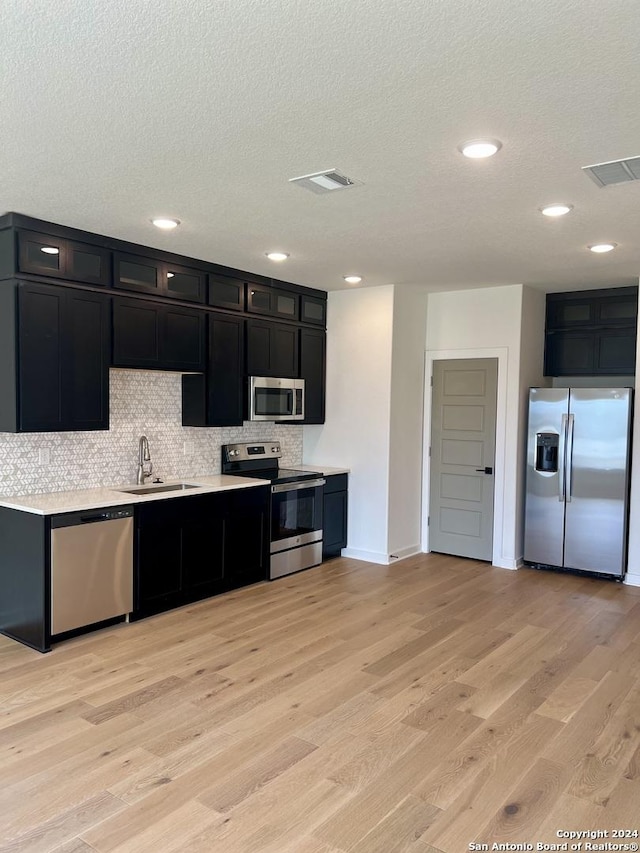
<box><xmin>299</xmin><ymin>464</ymin><xmax>350</xmax><ymax>476</ymax></box>
<box><xmin>0</xmin><ymin>475</ymin><xmax>269</xmax><ymax>516</ymax></box>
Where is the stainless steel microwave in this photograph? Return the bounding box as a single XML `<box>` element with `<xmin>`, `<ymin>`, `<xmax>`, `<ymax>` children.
<box><xmin>249</xmin><ymin>376</ymin><xmax>305</xmax><ymax>421</ymax></box>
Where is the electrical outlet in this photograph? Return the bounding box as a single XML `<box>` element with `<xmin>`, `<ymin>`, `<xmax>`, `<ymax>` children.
<box><xmin>183</xmin><ymin>441</ymin><xmax>193</xmax><ymax>455</ymax></box>
<box><xmin>39</xmin><ymin>446</ymin><xmax>51</xmax><ymax>465</ymax></box>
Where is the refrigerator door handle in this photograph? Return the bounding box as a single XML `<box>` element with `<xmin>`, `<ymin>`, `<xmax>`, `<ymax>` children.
<box><xmin>558</xmin><ymin>414</ymin><xmax>568</xmax><ymax>502</ymax></box>
<box><xmin>565</xmin><ymin>413</ymin><xmax>575</xmax><ymax>502</ymax></box>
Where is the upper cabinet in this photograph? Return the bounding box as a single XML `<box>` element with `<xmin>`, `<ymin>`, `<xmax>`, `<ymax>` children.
<box><xmin>114</xmin><ymin>253</ymin><xmax>206</xmax><ymax>303</ymax></box>
<box><xmin>112</xmin><ymin>297</ymin><xmax>206</xmax><ymax>372</ymax></box>
<box><xmin>0</xmin><ymin>282</ymin><xmax>110</xmax><ymax>432</ymax></box>
<box><xmin>17</xmin><ymin>230</ymin><xmax>111</xmax><ymax>286</ymax></box>
<box><xmin>246</xmin><ymin>282</ymin><xmax>300</xmax><ymax>321</ymax></box>
<box><xmin>544</xmin><ymin>287</ymin><xmax>638</xmax><ymax>376</ymax></box>
<box><xmin>300</xmin><ymin>294</ymin><xmax>326</xmax><ymax>327</ymax></box>
<box><xmin>208</xmin><ymin>272</ymin><xmax>245</xmax><ymax>312</ymax></box>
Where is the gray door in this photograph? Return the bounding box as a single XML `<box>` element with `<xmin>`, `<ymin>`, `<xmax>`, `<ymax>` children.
<box><xmin>429</xmin><ymin>358</ymin><xmax>497</xmax><ymax>561</ymax></box>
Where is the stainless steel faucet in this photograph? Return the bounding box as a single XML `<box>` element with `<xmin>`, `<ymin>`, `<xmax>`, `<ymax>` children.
<box><xmin>137</xmin><ymin>435</ymin><xmax>153</xmax><ymax>485</ymax></box>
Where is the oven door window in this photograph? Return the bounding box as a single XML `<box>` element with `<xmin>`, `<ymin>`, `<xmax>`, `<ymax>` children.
<box><xmin>271</xmin><ymin>486</ymin><xmax>321</xmax><ymax>543</ymax></box>
<box><xmin>255</xmin><ymin>388</ymin><xmax>293</xmax><ymax>417</ymax></box>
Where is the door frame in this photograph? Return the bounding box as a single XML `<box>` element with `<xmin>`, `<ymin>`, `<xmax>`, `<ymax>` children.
<box><xmin>421</xmin><ymin>347</ymin><xmax>510</xmax><ymax>568</ymax></box>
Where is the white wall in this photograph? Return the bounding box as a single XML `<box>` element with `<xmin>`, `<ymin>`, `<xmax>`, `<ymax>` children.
<box><xmin>304</xmin><ymin>286</ymin><xmax>394</xmax><ymax>562</ymax></box>
<box><xmin>388</xmin><ymin>285</ymin><xmax>429</xmax><ymax>558</ymax></box>
<box><xmin>425</xmin><ymin>285</ymin><xmax>527</xmax><ymax>568</ymax></box>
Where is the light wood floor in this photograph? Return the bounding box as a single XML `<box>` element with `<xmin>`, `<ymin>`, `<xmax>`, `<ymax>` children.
<box><xmin>1</xmin><ymin>554</ymin><xmax>640</xmax><ymax>853</ymax></box>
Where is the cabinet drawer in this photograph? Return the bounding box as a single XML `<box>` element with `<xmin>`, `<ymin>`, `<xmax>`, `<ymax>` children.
<box><xmin>323</xmin><ymin>473</ymin><xmax>348</xmax><ymax>494</ymax></box>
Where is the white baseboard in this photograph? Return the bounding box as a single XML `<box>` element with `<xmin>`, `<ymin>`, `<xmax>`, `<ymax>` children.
<box><xmin>340</xmin><ymin>548</ymin><xmax>392</xmax><ymax>565</ymax></box>
<box><xmin>624</xmin><ymin>572</ymin><xmax>640</xmax><ymax>588</ymax></box>
<box><xmin>388</xmin><ymin>544</ymin><xmax>422</xmax><ymax>562</ymax></box>
<box><xmin>492</xmin><ymin>557</ymin><xmax>520</xmax><ymax>570</ymax></box>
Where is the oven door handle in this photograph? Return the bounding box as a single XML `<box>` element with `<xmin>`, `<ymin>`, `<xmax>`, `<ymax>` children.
<box><xmin>271</xmin><ymin>478</ymin><xmax>326</xmax><ymax>494</ymax></box>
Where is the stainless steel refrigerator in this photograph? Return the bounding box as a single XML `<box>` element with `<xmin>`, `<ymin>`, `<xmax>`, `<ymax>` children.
<box><xmin>524</xmin><ymin>387</ymin><xmax>633</xmax><ymax>578</ymax></box>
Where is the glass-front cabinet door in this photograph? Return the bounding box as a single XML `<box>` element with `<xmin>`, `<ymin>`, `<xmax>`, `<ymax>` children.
<box><xmin>162</xmin><ymin>262</ymin><xmax>206</xmax><ymax>303</ymax></box>
<box><xmin>18</xmin><ymin>231</ymin><xmax>110</xmax><ymax>285</ymax></box>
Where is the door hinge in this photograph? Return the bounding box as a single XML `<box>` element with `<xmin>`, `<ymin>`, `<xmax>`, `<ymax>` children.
<box><xmin>427</xmin><ymin>515</ymin><xmax>430</xmax><ymax>526</ymax></box>
<box><xmin>428</xmin><ymin>445</ymin><xmax>431</xmax><ymax>457</ymax></box>
<box><xmin>430</xmin><ymin>374</ymin><xmax>433</xmax><ymax>387</ymax></box>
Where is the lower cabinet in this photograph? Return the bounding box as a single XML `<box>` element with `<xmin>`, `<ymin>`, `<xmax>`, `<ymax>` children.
<box><xmin>134</xmin><ymin>487</ymin><xmax>269</xmax><ymax>618</ymax></box>
<box><xmin>322</xmin><ymin>474</ymin><xmax>348</xmax><ymax>559</ymax></box>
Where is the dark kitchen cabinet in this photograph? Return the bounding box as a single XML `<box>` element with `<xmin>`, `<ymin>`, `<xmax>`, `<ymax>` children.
<box><xmin>246</xmin><ymin>283</ymin><xmax>299</xmax><ymax>321</ymax></box>
<box><xmin>112</xmin><ymin>296</ymin><xmax>205</xmax><ymax>372</ymax></box>
<box><xmin>17</xmin><ymin>230</ymin><xmax>111</xmax><ymax>286</ymax></box>
<box><xmin>0</xmin><ymin>282</ymin><xmax>109</xmax><ymax>433</ymax></box>
<box><xmin>544</xmin><ymin>287</ymin><xmax>638</xmax><ymax>376</ymax></box>
<box><xmin>246</xmin><ymin>318</ymin><xmax>299</xmax><ymax>378</ymax></box>
<box><xmin>322</xmin><ymin>474</ymin><xmax>348</xmax><ymax>559</ymax></box>
<box><xmin>300</xmin><ymin>295</ymin><xmax>326</xmax><ymax>327</ymax></box>
<box><xmin>182</xmin><ymin>312</ymin><xmax>245</xmax><ymax>427</ymax></box>
<box><xmin>134</xmin><ymin>487</ymin><xmax>269</xmax><ymax>618</ymax></box>
<box><xmin>209</xmin><ymin>272</ymin><xmax>245</xmax><ymax>312</ymax></box>
<box><xmin>299</xmin><ymin>327</ymin><xmax>326</xmax><ymax>423</ymax></box>
<box><xmin>114</xmin><ymin>253</ymin><xmax>206</xmax><ymax>303</ymax></box>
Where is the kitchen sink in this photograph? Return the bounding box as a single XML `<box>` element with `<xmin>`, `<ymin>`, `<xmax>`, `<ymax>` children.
<box><xmin>117</xmin><ymin>483</ymin><xmax>201</xmax><ymax>495</ymax></box>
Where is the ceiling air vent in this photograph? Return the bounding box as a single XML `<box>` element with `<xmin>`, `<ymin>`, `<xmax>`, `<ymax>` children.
<box><xmin>289</xmin><ymin>169</ymin><xmax>362</xmax><ymax>194</ymax></box>
<box><xmin>582</xmin><ymin>156</ymin><xmax>640</xmax><ymax>187</ymax></box>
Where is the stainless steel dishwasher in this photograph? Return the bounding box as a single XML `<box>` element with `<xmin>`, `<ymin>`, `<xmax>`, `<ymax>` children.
<box><xmin>50</xmin><ymin>506</ymin><xmax>134</xmax><ymax>635</ymax></box>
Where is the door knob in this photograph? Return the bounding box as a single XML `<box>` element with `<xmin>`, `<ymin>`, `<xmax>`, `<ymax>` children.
<box><xmin>476</xmin><ymin>467</ymin><xmax>493</xmax><ymax>474</ymax></box>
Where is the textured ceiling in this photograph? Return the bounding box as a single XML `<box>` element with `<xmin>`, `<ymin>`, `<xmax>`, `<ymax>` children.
<box><xmin>1</xmin><ymin>0</ymin><xmax>639</xmax><ymax>293</ymax></box>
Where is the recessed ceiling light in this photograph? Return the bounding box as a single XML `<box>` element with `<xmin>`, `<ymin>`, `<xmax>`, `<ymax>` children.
<box><xmin>458</xmin><ymin>139</ymin><xmax>502</xmax><ymax>159</ymax></box>
<box><xmin>343</xmin><ymin>275</ymin><xmax>362</xmax><ymax>284</ymax></box>
<box><xmin>588</xmin><ymin>243</ymin><xmax>617</xmax><ymax>253</ymax></box>
<box><xmin>265</xmin><ymin>252</ymin><xmax>290</xmax><ymax>262</ymax></box>
<box><xmin>540</xmin><ymin>204</ymin><xmax>573</xmax><ymax>217</ymax></box>
<box><xmin>151</xmin><ymin>218</ymin><xmax>180</xmax><ymax>230</ymax></box>
<box><xmin>40</xmin><ymin>246</ymin><xmax>59</xmax><ymax>254</ymax></box>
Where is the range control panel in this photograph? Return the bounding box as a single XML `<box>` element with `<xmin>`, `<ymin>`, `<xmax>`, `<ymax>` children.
<box><xmin>223</xmin><ymin>442</ymin><xmax>281</xmax><ymax>462</ymax></box>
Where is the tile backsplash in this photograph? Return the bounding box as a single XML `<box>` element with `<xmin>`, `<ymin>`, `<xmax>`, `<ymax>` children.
<box><xmin>0</xmin><ymin>370</ymin><xmax>303</xmax><ymax>496</ymax></box>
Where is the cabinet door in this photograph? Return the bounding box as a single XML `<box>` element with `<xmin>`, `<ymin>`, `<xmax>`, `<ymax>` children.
<box><xmin>18</xmin><ymin>283</ymin><xmax>65</xmax><ymax>431</ymax></box>
<box><xmin>112</xmin><ymin>297</ymin><xmax>161</xmax><ymax>368</ymax></box>
<box><xmin>208</xmin><ymin>313</ymin><xmax>244</xmax><ymax>424</ymax></box>
<box><xmin>246</xmin><ymin>283</ymin><xmax>299</xmax><ymax>320</ymax></box>
<box><xmin>299</xmin><ymin>328</ymin><xmax>325</xmax><ymax>423</ymax></box>
<box><xmin>223</xmin><ymin>488</ymin><xmax>269</xmax><ymax>588</ymax></box>
<box><xmin>114</xmin><ymin>252</ymin><xmax>161</xmax><ymax>295</ymax></box>
<box><xmin>63</xmin><ymin>290</ymin><xmax>110</xmax><ymax>430</ymax></box>
<box><xmin>16</xmin><ymin>284</ymin><xmax>109</xmax><ymax>432</ymax></box>
<box><xmin>181</xmin><ymin>313</ymin><xmax>245</xmax><ymax>427</ymax></box>
<box><xmin>181</xmin><ymin>511</ymin><xmax>226</xmax><ymax>599</ymax></box>
<box><xmin>17</xmin><ymin>231</ymin><xmax>110</xmax><ymax>286</ymax></box>
<box><xmin>596</xmin><ymin>329</ymin><xmax>637</xmax><ymax>374</ymax></box>
<box><xmin>17</xmin><ymin>231</ymin><xmax>66</xmax><ymax>279</ymax></box>
<box><xmin>323</xmin><ymin>477</ymin><xmax>348</xmax><ymax>558</ymax></box>
<box><xmin>300</xmin><ymin>295</ymin><xmax>326</xmax><ymax>327</ymax></box>
<box><xmin>209</xmin><ymin>273</ymin><xmax>245</xmax><ymax>311</ymax></box>
<box><xmin>544</xmin><ymin>331</ymin><xmax>596</xmax><ymax>376</ymax></box>
<box><xmin>136</xmin><ymin>518</ymin><xmax>183</xmax><ymax>615</ymax></box>
<box><xmin>66</xmin><ymin>240</ymin><xmax>111</xmax><ymax>286</ymax></box>
<box><xmin>161</xmin><ymin>305</ymin><xmax>205</xmax><ymax>371</ymax></box>
<box><xmin>546</xmin><ymin>297</ymin><xmax>594</xmax><ymax>330</ymax></box>
<box><xmin>162</xmin><ymin>262</ymin><xmax>206</xmax><ymax>303</ymax></box>
<box><xmin>246</xmin><ymin>319</ymin><xmax>298</xmax><ymax>377</ymax></box>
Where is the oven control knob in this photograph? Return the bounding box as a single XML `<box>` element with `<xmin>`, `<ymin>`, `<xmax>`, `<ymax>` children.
<box><xmin>229</xmin><ymin>449</ymin><xmax>238</xmax><ymax>457</ymax></box>
<box><xmin>271</xmin><ymin>446</ymin><xmax>279</xmax><ymax>453</ymax></box>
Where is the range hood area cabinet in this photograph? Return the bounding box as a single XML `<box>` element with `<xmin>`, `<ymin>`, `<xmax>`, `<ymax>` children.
<box><xmin>544</xmin><ymin>287</ymin><xmax>638</xmax><ymax>377</ymax></box>
<box><xmin>0</xmin><ymin>281</ymin><xmax>110</xmax><ymax>433</ymax></box>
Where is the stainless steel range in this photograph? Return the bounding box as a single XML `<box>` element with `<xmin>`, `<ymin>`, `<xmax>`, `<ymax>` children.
<box><xmin>221</xmin><ymin>442</ymin><xmax>325</xmax><ymax>579</ymax></box>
